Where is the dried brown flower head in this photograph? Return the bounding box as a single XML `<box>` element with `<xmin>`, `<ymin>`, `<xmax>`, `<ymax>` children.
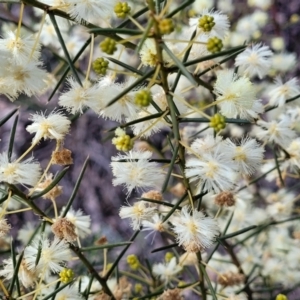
<box><xmin>141</xmin><ymin>190</ymin><xmax>163</xmax><ymax>201</ymax></box>
<box><xmin>34</xmin><ymin>173</ymin><xmax>63</xmax><ymax>200</ymax></box>
<box><xmin>93</xmin><ymin>293</ymin><xmax>111</xmax><ymax>300</ymax></box>
<box><xmin>157</xmin><ymin>288</ymin><xmax>183</xmax><ymax>300</ymax></box>
<box><xmin>0</xmin><ymin>218</ymin><xmax>11</xmax><ymax>237</ymax></box>
<box><xmin>215</xmin><ymin>191</ymin><xmax>235</xmax><ymax>207</ymax></box>
<box><xmin>52</xmin><ymin>148</ymin><xmax>73</xmax><ymax>165</ymax></box>
<box><xmin>95</xmin><ymin>236</ymin><xmax>108</xmax><ymax>245</ymax></box>
<box><xmin>170</xmin><ymin>183</ymin><xmax>186</xmax><ymax>198</ymax></box>
<box><xmin>293</xmin><ymin>231</ymin><xmax>300</xmax><ymax>240</ymax></box>
<box><xmin>51</xmin><ymin>217</ymin><xmax>77</xmax><ymax>242</ymax></box>
<box><xmin>183</xmin><ymin>241</ymin><xmax>204</xmax><ymax>253</ymax></box>
<box><xmin>113</xmin><ymin>276</ymin><xmax>132</xmax><ymax>300</ymax></box>
<box><xmin>179</xmin><ymin>252</ymin><xmax>198</xmax><ymax>266</ymax></box>
<box><xmin>217</xmin><ymin>271</ymin><xmax>245</xmax><ymax>286</ymax></box>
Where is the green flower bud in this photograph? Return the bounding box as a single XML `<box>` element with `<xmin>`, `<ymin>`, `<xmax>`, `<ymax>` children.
<box><xmin>114</xmin><ymin>2</ymin><xmax>131</xmax><ymax>19</ymax></box>
<box><xmin>207</xmin><ymin>37</ymin><xmax>223</xmax><ymax>53</ymax></box>
<box><xmin>135</xmin><ymin>89</ymin><xmax>152</xmax><ymax>107</ymax></box>
<box><xmin>198</xmin><ymin>15</ymin><xmax>215</xmax><ymax>32</ymax></box>
<box><xmin>209</xmin><ymin>113</ymin><xmax>226</xmax><ymax>132</ymax></box>
<box><xmin>158</xmin><ymin>18</ymin><xmax>175</xmax><ymax>35</ymax></box>
<box><xmin>92</xmin><ymin>57</ymin><xmax>109</xmax><ymax>75</ymax></box>
<box><xmin>100</xmin><ymin>38</ymin><xmax>117</xmax><ymax>55</ymax></box>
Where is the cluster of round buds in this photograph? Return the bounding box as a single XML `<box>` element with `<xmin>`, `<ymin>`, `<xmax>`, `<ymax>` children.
<box><xmin>134</xmin><ymin>89</ymin><xmax>152</xmax><ymax>107</ymax></box>
<box><xmin>207</xmin><ymin>37</ymin><xmax>223</xmax><ymax>53</ymax></box>
<box><xmin>114</xmin><ymin>2</ymin><xmax>131</xmax><ymax>18</ymax></box>
<box><xmin>127</xmin><ymin>254</ymin><xmax>140</xmax><ymax>270</ymax></box>
<box><xmin>92</xmin><ymin>58</ymin><xmax>109</xmax><ymax>75</ymax></box>
<box><xmin>158</xmin><ymin>18</ymin><xmax>175</xmax><ymax>35</ymax></box>
<box><xmin>100</xmin><ymin>38</ymin><xmax>117</xmax><ymax>55</ymax></box>
<box><xmin>198</xmin><ymin>15</ymin><xmax>215</xmax><ymax>32</ymax></box>
<box><xmin>209</xmin><ymin>113</ymin><xmax>226</xmax><ymax>132</ymax></box>
<box><xmin>59</xmin><ymin>268</ymin><xmax>74</xmax><ymax>284</ymax></box>
<box><xmin>112</xmin><ymin>128</ymin><xmax>134</xmax><ymax>152</ymax></box>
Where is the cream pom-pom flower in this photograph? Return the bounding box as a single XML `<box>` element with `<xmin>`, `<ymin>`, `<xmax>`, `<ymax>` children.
<box><xmin>213</xmin><ymin>69</ymin><xmax>263</xmax><ymax>120</ymax></box>
<box><xmin>172</xmin><ymin>206</ymin><xmax>220</xmax><ymax>252</ymax></box>
<box><xmin>111</xmin><ymin>150</ymin><xmax>165</xmax><ymax>196</ymax></box>
<box><xmin>0</xmin><ymin>154</ymin><xmax>41</xmax><ymax>186</ymax></box>
<box><xmin>235</xmin><ymin>43</ymin><xmax>273</xmax><ymax>79</ymax></box>
<box><xmin>24</xmin><ymin>236</ymin><xmax>72</xmax><ymax>280</ymax></box>
<box><xmin>26</xmin><ymin>110</ymin><xmax>71</xmax><ymax>144</ymax></box>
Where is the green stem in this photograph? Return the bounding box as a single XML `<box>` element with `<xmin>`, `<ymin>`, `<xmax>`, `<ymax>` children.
<box><xmin>147</xmin><ymin>0</ymin><xmax>194</xmax><ymax>206</ymax></box>
<box><xmin>221</xmin><ymin>240</ymin><xmax>253</xmax><ymax>300</ymax></box>
<box><xmin>196</xmin><ymin>252</ymin><xmax>207</xmax><ymax>300</ymax></box>
<box><xmin>69</xmin><ymin>244</ymin><xmax>115</xmax><ymax>299</ymax></box>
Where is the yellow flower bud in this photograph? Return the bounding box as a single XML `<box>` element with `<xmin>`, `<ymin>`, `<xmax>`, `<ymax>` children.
<box><xmin>198</xmin><ymin>15</ymin><xmax>215</xmax><ymax>32</ymax></box>
<box><xmin>59</xmin><ymin>268</ymin><xmax>74</xmax><ymax>283</ymax></box>
<box><xmin>135</xmin><ymin>90</ymin><xmax>152</xmax><ymax>107</ymax></box>
<box><xmin>112</xmin><ymin>128</ymin><xmax>134</xmax><ymax>152</ymax></box>
<box><xmin>276</xmin><ymin>294</ymin><xmax>288</xmax><ymax>300</ymax></box>
<box><xmin>127</xmin><ymin>254</ymin><xmax>140</xmax><ymax>270</ymax></box>
<box><xmin>114</xmin><ymin>2</ymin><xmax>131</xmax><ymax>18</ymax></box>
<box><xmin>207</xmin><ymin>37</ymin><xmax>223</xmax><ymax>53</ymax></box>
<box><xmin>134</xmin><ymin>283</ymin><xmax>143</xmax><ymax>293</ymax></box>
<box><xmin>158</xmin><ymin>19</ymin><xmax>175</xmax><ymax>35</ymax></box>
<box><xmin>165</xmin><ymin>252</ymin><xmax>174</xmax><ymax>262</ymax></box>
<box><xmin>100</xmin><ymin>38</ymin><xmax>117</xmax><ymax>55</ymax></box>
<box><xmin>209</xmin><ymin>113</ymin><xmax>226</xmax><ymax>132</ymax></box>
<box><xmin>92</xmin><ymin>57</ymin><xmax>109</xmax><ymax>75</ymax></box>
